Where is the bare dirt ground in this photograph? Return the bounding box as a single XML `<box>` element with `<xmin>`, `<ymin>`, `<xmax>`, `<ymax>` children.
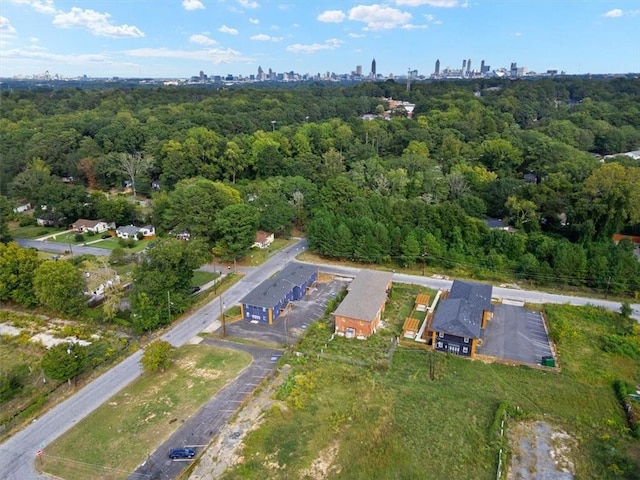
<box><xmin>507</xmin><ymin>421</ymin><xmax>576</xmax><ymax>480</ymax></box>
<box><xmin>188</xmin><ymin>365</ymin><xmax>290</xmax><ymax>480</ymax></box>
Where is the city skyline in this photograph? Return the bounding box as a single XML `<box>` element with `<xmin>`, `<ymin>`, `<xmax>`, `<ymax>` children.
<box><xmin>1</xmin><ymin>0</ymin><xmax>640</xmax><ymax>79</ymax></box>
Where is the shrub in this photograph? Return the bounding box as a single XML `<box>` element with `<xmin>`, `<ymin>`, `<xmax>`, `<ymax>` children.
<box><xmin>74</xmin><ymin>233</ymin><xmax>85</xmax><ymax>242</ymax></box>
<box><xmin>18</xmin><ymin>216</ymin><xmax>37</xmax><ymax>227</ymax></box>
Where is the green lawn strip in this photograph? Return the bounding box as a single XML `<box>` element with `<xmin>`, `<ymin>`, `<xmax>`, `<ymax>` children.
<box><xmin>42</xmin><ymin>344</ymin><xmax>252</xmax><ymax>480</ymax></box>
<box><xmin>221</xmin><ymin>303</ymin><xmax>640</xmax><ymax>480</ymax></box>
<box><xmin>9</xmin><ymin>226</ymin><xmax>68</xmax><ymax>239</ymax></box>
<box><xmin>191</xmin><ymin>270</ymin><xmax>217</xmax><ymax>287</ymax></box>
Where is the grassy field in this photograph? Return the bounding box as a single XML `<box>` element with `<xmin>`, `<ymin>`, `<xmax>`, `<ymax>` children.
<box><xmin>41</xmin><ymin>344</ymin><xmax>251</xmax><ymax>480</ymax></box>
<box><xmin>8</xmin><ymin>225</ymin><xmax>68</xmax><ymax>239</ymax></box>
<box><xmin>236</xmin><ymin>238</ymin><xmax>297</xmax><ymax>267</ymax></box>
<box><xmin>220</xmin><ymin>289</ymin><xmax>640</xmax><ymax>480</ymax></box>
<box><xmin>191</xmin><ymin>270</ymin><xmax>218</xmax><ymax>287</ymax></box>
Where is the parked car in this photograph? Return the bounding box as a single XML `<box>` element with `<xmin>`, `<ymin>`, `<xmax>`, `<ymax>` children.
<box><xmin>191</xmin><ymin>286</ymin><xmax>201</xmax><ymax>294</ymax></box>
<box><xmin>169</xmin><ymin>448</ymin><xmax>195</xmax><ymax>459</ymax></box>
<box><xmin>101</xmin><ymin>234</ymin><xmax>111</xmax><ymax>239</ymax></box>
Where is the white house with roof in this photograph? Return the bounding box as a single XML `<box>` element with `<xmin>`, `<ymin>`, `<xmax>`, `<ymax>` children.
<box><xmin>116</xmin><ymin>224</ymin><xmax>155</xmax><ymax>240</ymax></box>
<box><xmin>71</xmin><ymin>219</ymin><xmax>115</xmax><ymax>234</ymax></box>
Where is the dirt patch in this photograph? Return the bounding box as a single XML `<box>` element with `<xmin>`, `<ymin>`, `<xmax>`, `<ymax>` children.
<box><xmin>508</xmin><ymin>421</ymin><xmax>576</xmax><ymax>480</ymax></box>
<box><xmin>188</xmin><ymin>365</ymin><xmax>291</xmax><ymax>480</ymax></box>
<box><xmin>299</xmin><ymin>440</ymin><xmax>341</xmax><ymax>479</ymax></box>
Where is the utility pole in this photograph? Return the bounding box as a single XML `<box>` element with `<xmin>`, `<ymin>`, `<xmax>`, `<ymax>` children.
<box><xmin>167</xmin><ymin>290</ymin><xmax>171</xmax><ymax>318</ymax></box>
<box><xmin>220</xmin><ymin>295</ymin><xmax>226</xmax><ymax>338</ymax></box>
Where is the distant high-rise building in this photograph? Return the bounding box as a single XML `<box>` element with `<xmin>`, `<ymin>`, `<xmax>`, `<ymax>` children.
<box><xmin>356</xmin><ymin>65</ymin><xmax>362</xmax><ymax>76</ymax></box>
<box><xmin>371</xmin><ymin>58</ymin><xmax>376</xmax><ymax>77</ymax></box>
<box><xmin>435</xmin><ymin>59</ymin><xmax>440</xmax><ymax>76</ymax></box>
<box><xmin>467</xmin><ymin>59</ymin><xmax>471</xmax><ymax>74</ymax></box>
<box><xmin>258</xmin><ymin>66</ymin><xmax>264</xmax><ymax>80</ymax></box>
<box><xmin>462</xmin><ymin>59</ymin><xmax>467</xmax><ymax>71</ymax></box>
<box><xmin>510</xmin><ymin>62</ymin><xmax>518</xmax><ymax>77</ymax></box>
<box><xmin>480</xmin><ymin>60</ymin><xmax>485</xmax><ymax>72</ymax></box>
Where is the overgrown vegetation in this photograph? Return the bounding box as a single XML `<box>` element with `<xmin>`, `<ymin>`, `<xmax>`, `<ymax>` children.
<box><xmin>220</xmin><ymin>300</ymin><xmax>640</xmax><ymax>479</ymax></box>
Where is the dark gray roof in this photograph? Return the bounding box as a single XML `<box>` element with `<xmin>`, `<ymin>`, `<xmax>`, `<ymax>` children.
<box><xmin>333</xmin><ymin>270</ymin><xmax>394</xmax><ymax>322</ymax></box>
<box><xmin>431</xmin><ymin>280</ymin><xmax>493</xmax><ymax>339</ymax></box>
<box><xmin>484</xmin><ymin>218</ymin><xmax>507</xmax><ymax>229</ymax></box>
<box><xmin>240</xmin><ymin>262</ymin><xmax>317</xmax><ymax>309</ymax></box>
<box><xmin>116</xmin><ymin>225</ymin><xmax>140</xmax><ymax>236</ymax></box>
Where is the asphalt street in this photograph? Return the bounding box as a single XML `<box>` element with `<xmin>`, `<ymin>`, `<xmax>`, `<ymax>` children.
<box><xmin>130</xmin><ymin>339</ymin><xmax>283</xmax><ymax>480</ymax></box>
<box><xmin>1</xmin><ymin>239</ymin><xmax>639</xmax><ymax>480</ymax></box>
<box><xmin>0</xmin><ymin>239</ymin><xmax>307</xmax><ymax>480</ymax></box>
<box><xmin>15</xmin><ymin>238</ymin><xmax>112</xmax><ymax>257</ymax></box>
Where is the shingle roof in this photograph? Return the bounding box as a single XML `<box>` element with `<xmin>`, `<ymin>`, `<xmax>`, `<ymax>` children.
<box><xmin>240</xmin><ymin>262</ymin><xmax>317</xmax><ymax>309</ymax></box>
<box><xmin>431</xmin><ymin>280</ymin><xmax>492</xmax><ymax>339</ymax></box>
<box><xmin>333</xmin><ymin>270</ymin><xmax>394</xmax><ymax>323</ymax></box>
<box><xmin>73</xmin><ymin>219</ymin><xmax>100</xmax><ymax>228</ymax></box>
<box><xmin>117</xmin><ymin>225</ymin><xmax>140</xmax><ymax>236</ymax></box>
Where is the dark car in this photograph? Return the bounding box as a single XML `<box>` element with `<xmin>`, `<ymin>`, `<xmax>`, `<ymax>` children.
<box><xmin>191</xmin><ymin>286</ymin><xmax>201</xmax><ymax>294</ymax></box>
<box><xmin>101</xmin><ymin>234</ymin><xmax>111</xmax><ymax>239</ymax></box>
<box><xmin>169</xmin><ymin>448</ymin><xmax>195</xmax><ymax>459</ymax></box>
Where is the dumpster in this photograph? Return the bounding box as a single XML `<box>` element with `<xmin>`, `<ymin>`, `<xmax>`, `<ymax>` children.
<box><xmin>541</xmin><ymin>356</ymin><xmax>555</xmax><ymax>367</ymax></box>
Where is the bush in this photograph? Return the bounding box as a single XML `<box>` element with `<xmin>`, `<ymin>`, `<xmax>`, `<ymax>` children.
<box><xmin>74</xmin><ymin>233</ymin><xmax>85</xmax><ymax>242</ymax></box>
<box><xmin>18</xmin><ymin>216</ymin><xmax>37</xmax><ymax>227</ymax></box>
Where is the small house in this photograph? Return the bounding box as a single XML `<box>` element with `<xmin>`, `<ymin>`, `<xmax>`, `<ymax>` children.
<box><xmin>333</xmin><ymin>270</ymin><xmax>394</xmax><ymax>339</ymax></box>
<box><xmin>430</xmin><ymin>280</ymin><xmax>493</xmax><ymax>357</ymax></box>
<box><xmin>72</xmin><ymin>219</ymin><xmax>115</xmax><ymax>234</ymax></box>
<box><xmin>253</xmin><ymin>230</ymin><xmax>275</xmax><ymax>249</ymax></box>
<box><xmin>240</xmin><ymin>262</ymin><xmax>317</xmax><ymax>324</ymax></box>
<box><xmin>116</xmin><ymin>224</ymin><xmax>155</xmax><ymax>240</ymax></box>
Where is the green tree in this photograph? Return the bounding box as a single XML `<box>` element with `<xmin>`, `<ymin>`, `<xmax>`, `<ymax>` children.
<box><xmin>478</xmin><ymin>139</ymin><xmax>523</xmax><ymax>175</ymax></box>
<box><xmin>140</xmin><ymin>340</ymin><xmax>176</xmax><ymax>373</ymax></box>
<box><xmin>41</xmin><ymin>342</ymin><xmax>87</xmax><ymax>384</ymax></box>
<box><xmin>118</xmin><ymin>151</ymin><xmax>153</xmax><ymax>198</ymax></box>
<box><xmin>0</xmin><ymin>242</ymin><xmax>41</xmax><ymax>306</ymax></box>
<box><xmin>33</xmin><ymin>260</ymin><xmax>86</xmax><ymax>316</ymax></box>
<box><xmin>0</xmin><ymin>195</ymin><xmax>12</xmax><ymax>244</ymax></box>
<box><xmin>214</xmin><ymin>204</ymin><xmax>260</xmax><ymax>261</ymax></box>
<box><xmin>8</xmin><ymin>158</ymin><xmax>52</xmax><ymax>205</ymax></box>
<box><xmin>401</xmin><ymin>232</ymin><xmax>421</xmax><ymax>267</ymax></box>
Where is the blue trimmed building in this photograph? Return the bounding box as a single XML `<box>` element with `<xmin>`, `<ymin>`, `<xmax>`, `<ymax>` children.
<box><xmin>240</xmin><ymin>263</ymin><xmax>317</xmax><ymax>324</ymax></box>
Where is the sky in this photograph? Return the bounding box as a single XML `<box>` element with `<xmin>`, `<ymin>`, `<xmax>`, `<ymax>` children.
<box><xmin>1</xmin><ymin>0</ymin><xmax>639</xmax><ymax>79</ymax></box>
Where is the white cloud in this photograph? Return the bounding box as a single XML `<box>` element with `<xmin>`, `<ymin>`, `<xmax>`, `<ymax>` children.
<box><xmin>250</xmin><ymin>33</ymin><xmax>282</xmax><ymax>42</ymax></box>
<box><xmin>53</xmin><ymin>7</ymin><xmax>144</xmax><ymax>38</ymax></box>
<box><xmin>0</xmin><ymin>16</ymin><xmax>17</xmax><ymax>35</ymax></box>
<box><xmin>348</xmin><ymin>32</ymin><xmax>365</xmax><ymax>38</ymax></box>
<box><xmin>124</xmin><ymin>47</ymin><xmax>250</xmax><ymax>64</ymax></box>
<box><xmin>348</xmin><ymin>4</ymin><xmax>412</xmax><ymax>30</ymax></box>
<box><xmin>317</xmin><ymin>10</ymin><xmax>346</xmax><ymax>23</ymax></box>
<box><xmin>3</xmin><ymin>46</ymin><xmax>110</xmax><ymax>64</ymax></box>
<box><xmin>402</xmin><ymin>23</ymin><xmax>427</xmax><ymax>30</ymax></box>
<box><xmin>424</xmin><ymin>14</ymin><xmax>435</xmax><ymax>21</ymax></box>
<box><xmin>219</xmin><ymin>25</ymin><xmax>239</xmax><ymax>35</ymax></box>
<box><xmin>9</xmin><ymin>0</ymin><xmax>56</xmax><ymax>15</ymax></box>
<box><xmin>238</xmin><ymin>0</ymin><xmax>259</xmax><ymax>8</ymax></box>
<box><xmin>190</xmin><ymin>34</ymin><xmax>217</xmax><ymax>46</ymax></box>
<box><xmin>182</xmin><ymin>0</ymin><xmax>205</xmax><ymax>11</ymax></box>
<box><xmin>515</xmin><ymin>32</ymin><xmax>522</xmax><ymax>36</ymax></box>
<box><xmin>286</xmin><ymin>38</ymin><xmax>342</xmax><ymax>54</ymax></box>
<box><xmin>603</xmin><ymin>8</ymin><xmax>623</xmax><ymax>18</ymax></box>
<box><xmin>395</xmin><ymin>0</ymin><xmax>458</xmax><ymax>6</ymax></box>
<box><xmin>249</xmin><ymin>18</ymin><xmax>259</xmax><ymax>24</ymax></box>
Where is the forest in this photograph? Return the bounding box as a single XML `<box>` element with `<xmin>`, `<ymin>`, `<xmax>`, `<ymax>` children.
<box><xmin>1</xmin><ymin>77</ymin><xmax>640</xmax><ymax>329</ymax></box>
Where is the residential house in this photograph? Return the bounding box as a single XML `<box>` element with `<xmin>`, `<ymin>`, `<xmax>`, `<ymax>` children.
<box><xmin>240</xmin><ymin>262</ymin><xmax>317</xmax><ymax>324</ymax></box>
<box><xmin>71</xmin><ymin>219</ymin><xmax>115</xmax><ymax>234</ymax></box>
<box><xmin>430</xmin><ymin>280</ymin><xmax>493</xmax><ymax>357</ymax></box>
<box><xmin>84</xmin><ymin>268</ymin><xmax>120</xmax><ymax>297</ymax></box>
<box><xmin>116</xmin><ymin>224</ymin><xmax>155</xmax><ymax>240</ymax></box>
<box><xmin>13</xmin><ymin>202</ymin><xmax>31</xmax><ymax>214</ymax></box>
<box><xmin>253</xmin><ymin>230</ymin><xmax>275</xmax><ymax>249</ymax></box>
<box><xmin>333</xmin><ymin>270</ymin><xmax>394</xmax><ymax>339</ymax></box>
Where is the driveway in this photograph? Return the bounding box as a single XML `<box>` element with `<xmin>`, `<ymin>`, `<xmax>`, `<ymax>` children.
<box><xmin>130</xmin><ymin>340</ymin><xmax>283</xmax><ymax>480</ymax></box>
<box><xmin>477</xmin><ymin>304</ymin><xmax>554</xmax><ymax>365</ymax></box>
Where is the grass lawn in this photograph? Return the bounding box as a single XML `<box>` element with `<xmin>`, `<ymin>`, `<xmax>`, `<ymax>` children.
<box><xmin>191</xmin><ymin>270</ymin><xmax>218</xmax><ymax>287</ymax></box>
<box><xmin>220</xmin><ymin>292</ymin><xmax>640</xmax><ymax>480</ymax></box>
<box><xmin>9</xmin><ymin>225</ymin><xmax>68</xmax><ymax>239</ymax></box>
<box><xmin>237</xmin><ymin>238</ymin><xmax>297</xmax><ymax>267</ymax></box>
<box><xmin>42</xmin><ymin>344</ymin><xmax>251</xmax><ymax>480</ymax></box>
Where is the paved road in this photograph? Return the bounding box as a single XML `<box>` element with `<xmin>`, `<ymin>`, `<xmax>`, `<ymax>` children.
<box><xmin>2</xmin><ymin>241</ymin><xmax>639</xmax><ymax>480</ymax></box>
<box><xmin>15</xmin><ymin>238</ymin><xmax>112</xmax><ymax>257</ymax></box>
<box><xmin>0</xmin><ymin>239</ymin><xmax>307</xmax><ymax>480</ymax></box>
<box><xmin>130</xmin><ymin>340</ymin><xmax>282</xmax><ymax>480</ymax></box>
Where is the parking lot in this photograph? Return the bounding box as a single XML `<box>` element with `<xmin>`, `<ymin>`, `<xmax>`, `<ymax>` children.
<box><xmin>223</xmin><ymin>277</ymin><xmax>348</xmax><ymax>347</ymax></box>
<box><xmin>477</xmin><ymin>304</ymin><xmax>554</xmax><ymax>366</ymax></box>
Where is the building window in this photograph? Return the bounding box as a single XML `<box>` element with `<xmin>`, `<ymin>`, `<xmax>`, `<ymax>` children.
<box><xmin>436</xmin><ymin>341</ymin><xmax>443</xmax><ymax>349</ymax></box>
<box><xmin>438</xmin><ymin>332</ymin><xmax>444</xmax><ymax>338</ymax></box>
<box><xmin>463</xmin><ymin>337</ymin><xmax>469</xmax><ymax>343</ymax></box>
<box><xmin>463</xmin><ymin>346</ymin><xmax>468</xmax><ymax>354</ymax></box>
